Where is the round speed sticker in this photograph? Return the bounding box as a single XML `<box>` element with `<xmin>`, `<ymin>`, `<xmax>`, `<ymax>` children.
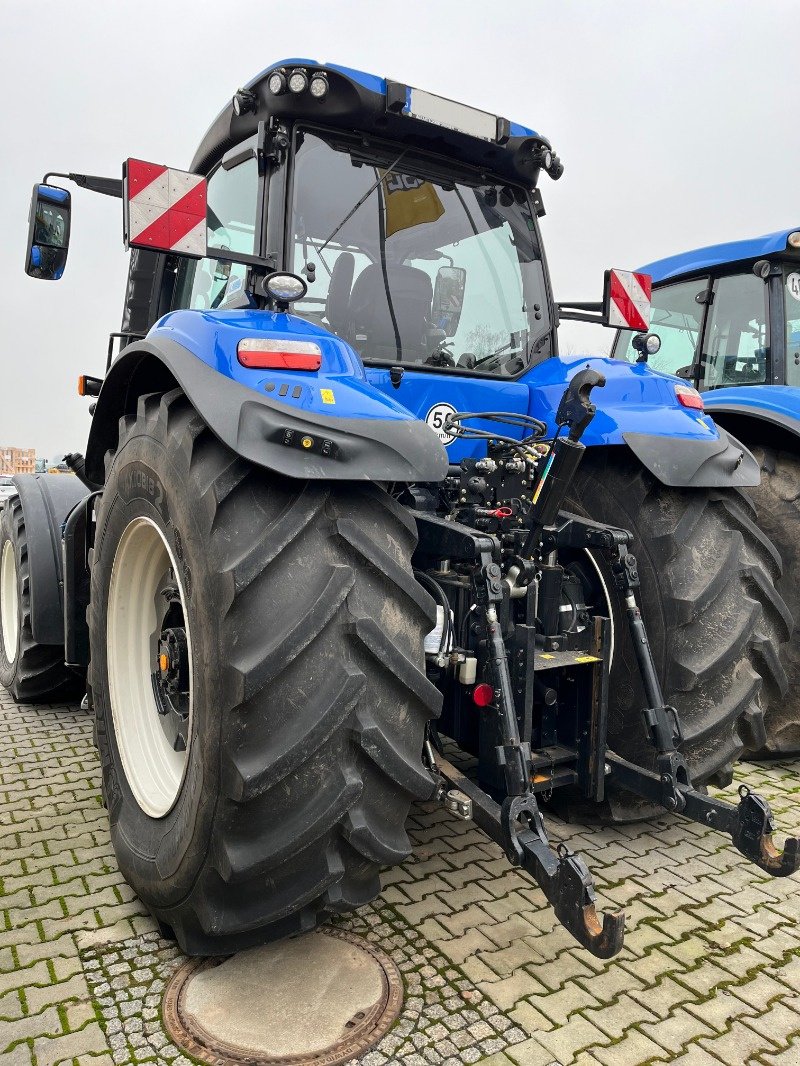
<box><xmin>425</xmin><ymin>402</ymin><xmax>458</xmax><ymax>445</ymax></box>
<box><xmin>787</xmin><ymin>272</ymin><xmax>800</xmax><ymax>303</ymax></box>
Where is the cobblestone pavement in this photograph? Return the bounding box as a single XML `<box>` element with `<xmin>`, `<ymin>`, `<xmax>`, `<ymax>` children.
<box><xmin>2</xmin><ymin>686</ymin><xmax>800</xmax><ymax>1066</ymax></box>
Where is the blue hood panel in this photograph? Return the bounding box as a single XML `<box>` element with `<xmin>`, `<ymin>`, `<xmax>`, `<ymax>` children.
<box><xmin>527</xmin><ymin>356</ymin><xmax>719</xmax><ymax>445</ymax></box>
<box><xmin>703</xmin><ymin>385</ymin><xmax>800</xmax><ymax>430</ymax></box>
<box><xmin>150</xmin><ymin>309</ymin><xmax>417</xmax><ymax>424</ymax></box>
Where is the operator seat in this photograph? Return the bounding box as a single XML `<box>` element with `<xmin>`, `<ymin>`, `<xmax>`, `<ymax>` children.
<box><xmin>325</xmin><ymin>252</ymin><xmax>355</xmax><ymax>335</ymax></box>
<box><xmin>347</xmin><ymin>263</ymin><xmax>433</xmax><ymax>360</ymax></box>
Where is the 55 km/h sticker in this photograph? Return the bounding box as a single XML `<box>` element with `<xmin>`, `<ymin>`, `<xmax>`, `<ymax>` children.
<box><xmin>426</xmin><ymin>402</ymin><xmax>458</xmax><ymax>445</ymax></box>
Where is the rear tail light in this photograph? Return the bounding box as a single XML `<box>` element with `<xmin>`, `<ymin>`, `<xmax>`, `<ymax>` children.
<box><xmin>674</xmin><ymin>384</ymin><xmax>704</xmax><ymax>410</ymax></box>
<box><xmin>237</xmin><ymin>338</ymin><xmax>322</xmax><ymax>371</ymax></box>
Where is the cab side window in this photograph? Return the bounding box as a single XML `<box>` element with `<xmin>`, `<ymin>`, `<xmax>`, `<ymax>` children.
<box><xmin>172</xmin><ymin>147</ymin><xmax>259</xmax><ymax>311</ymax></box>
<box><xmin>702</xmin><ymin>273</ymin><xmax>768</xmax><ymax>388</ymax></box>
<box><xmin>784</xmin><ymin>268</ymin><xmax>800</xmax><ymax>387</ymax></box>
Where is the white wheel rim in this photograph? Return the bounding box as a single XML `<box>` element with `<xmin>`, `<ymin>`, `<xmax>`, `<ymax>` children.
<box><xmin>106</xmin><ymin>517</ymin><xmax>193</xmax><ymax>818</ymax></box>
<box><xmin>1</xmin><ymin>538</ymin><xmax>19</xmax><ymax>663</ymax></box>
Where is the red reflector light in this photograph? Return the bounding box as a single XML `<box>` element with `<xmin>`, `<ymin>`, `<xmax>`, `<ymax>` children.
<box><xmin>472</xmin><ymin>683</ymin><xmax>495</xmax><ymax>707</ymax></box>
<box><xmin>674</xmin><ymin>384</ymin><xmax>704</xmax><ymax>410</ymax></box>
<box><xmin>237</xmin><ymin>338</ymin><xmax>322</xmax><ymax>370</ymax></box>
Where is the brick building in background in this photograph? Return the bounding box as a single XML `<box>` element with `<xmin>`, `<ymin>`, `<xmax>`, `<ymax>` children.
<box><xmin>0</xmin><ymin>447</ymin><xmax>36</xmax><ymax>475</ymax></box>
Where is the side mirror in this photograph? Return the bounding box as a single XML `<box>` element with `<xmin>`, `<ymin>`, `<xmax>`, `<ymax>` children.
<box><xmin>25</xmin><ymin>184</ymin><xmax>71</xmax><ymax>280</ymax></box>
<box><xmin>603</xmin><ymin>268</ymin><xmax>652</xmax><ymax>331</ymax></box>
<box><xmin>432</xmin><ymin>266</ymin><xmax>467</xmax><ymax>337</ymax></box>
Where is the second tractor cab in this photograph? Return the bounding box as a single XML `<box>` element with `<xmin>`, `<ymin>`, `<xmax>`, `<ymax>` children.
<box><xmin>613</xmin><ymin>228</ymin><xmax>800</xmax><ymax>755</ymax></box>
<box><xmin>4</xmin><ymin>61</ymin><xmax>797</xmax><ymax>960</ymax></box>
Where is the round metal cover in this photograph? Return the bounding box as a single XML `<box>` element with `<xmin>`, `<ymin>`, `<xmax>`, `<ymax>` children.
<box><xmin>162</xmin><ymin>926</ymin><xmax>404</xmax><ymax>1066</ymax></box>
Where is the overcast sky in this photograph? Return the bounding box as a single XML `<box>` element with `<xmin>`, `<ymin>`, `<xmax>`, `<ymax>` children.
<box><xmin>1</xmin><ymin>0</ymin><xmax>799</xmax><ymax>458</ymax></box>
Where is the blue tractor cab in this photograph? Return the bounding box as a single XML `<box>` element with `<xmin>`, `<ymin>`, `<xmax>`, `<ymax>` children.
<box><xmin>613</xmin><ymin>227</ymin><xmax>800</xmax><ymax>755</ymax></box>
<box><xmin>6</xmin><ymin>60</ymin><xmax>796</xmax><ymax>961</ymax></box>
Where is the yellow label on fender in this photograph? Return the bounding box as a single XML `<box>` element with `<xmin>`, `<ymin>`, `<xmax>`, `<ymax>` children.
<box><xmin>320</xmin><ymin>388</ymin><xmax>335</xmax><ymax>405</ymax></box>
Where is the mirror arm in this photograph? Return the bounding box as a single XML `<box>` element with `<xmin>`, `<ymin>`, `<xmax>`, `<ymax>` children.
<box><xmin>44</xmin><ymin>172</ymin><xmax>123</xmax><ymax>199</ymax></box>
<box><xmin>556</xmin><ymin>303</ymin><xmax>605</xmax><ymax>325</ymax></box>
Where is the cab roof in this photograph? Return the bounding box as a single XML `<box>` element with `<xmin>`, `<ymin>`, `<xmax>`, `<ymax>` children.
<box><xmin>247</xmin><ymin>59</ymin><xmax>540</xmax><ymax>140</ymax></box>
<box><xmin>191</xmin><ymin>58</ymin><xmax>550</xmax><ymax>187</ymax></box>
<box><xmin>640</xmin><ymin>227</ymin><xmax>800</xmax><ymax>285</ymax></box>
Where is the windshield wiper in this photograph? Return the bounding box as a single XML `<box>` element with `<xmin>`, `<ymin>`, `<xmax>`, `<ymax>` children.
<box><xmin>310</xmin><ymin>149</ymin><xmax>408</xmax><ymax>263</ymax></box>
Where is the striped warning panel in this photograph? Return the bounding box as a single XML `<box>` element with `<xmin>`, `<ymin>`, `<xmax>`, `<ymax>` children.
<box><xmin>124</xmin><ymin>159</ymin><xmax>207</xmax><ymax>257</ymax></box>
<box><xmin>605</xmin><ymin>269</ymin><xmax>652</xmax><ymax>332</ymax></box>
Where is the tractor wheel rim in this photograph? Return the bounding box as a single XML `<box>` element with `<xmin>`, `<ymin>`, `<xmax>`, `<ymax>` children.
<box><xmin>106</xmin><ymin>517</ymin><xmax>193</xmax><ymax>818</ymax></box>
<box><xmin>0</xmin><ymin>538</ymin><xmax>19</xmax><ymax>663</ymax></box>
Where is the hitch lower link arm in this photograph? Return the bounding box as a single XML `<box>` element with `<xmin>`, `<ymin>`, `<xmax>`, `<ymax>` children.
<box><xmin>608</xmin><ymin>545</ymin><xmax>800</xmax><ymax>879</ymax></box>
<box><xmin>464</xmin><ymin>551</ymin><xmax>626</xmax><ymax>958</ymax></box>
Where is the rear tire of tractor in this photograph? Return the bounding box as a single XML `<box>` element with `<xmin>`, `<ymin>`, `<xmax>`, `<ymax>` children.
<box><xmin>741</xmin><ymin>445</ymin><xmax>800</xmax><ymax>756</ymax></box>
<box><xmin>566</xmin><ymin>451</ymin><xmax>790</xmax><ymax>820</ymax></box>
<box><xmin>90</xmin><ymin>389</ymin><xmax>441</xmax><ymax>956</ymax></box>
<box><xmin>0</xmin><ymin>497</ymin><xmax>81</xmax><ymax>703</ymax></box>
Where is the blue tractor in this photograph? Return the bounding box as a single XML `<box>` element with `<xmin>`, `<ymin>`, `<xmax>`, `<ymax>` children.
<box><xmin>613</xmin><ymin>229</ymin><xmax>800</xmax><ymax>756</ymax></box>
<box><xmin>3</xmin><ymin>61</ymin><xmax>796</xmax><ymax>959</ymax></box>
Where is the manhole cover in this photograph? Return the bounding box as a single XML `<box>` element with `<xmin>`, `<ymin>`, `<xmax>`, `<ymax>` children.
<box><xmin>163</xmin><ymin>926</ymin><xmax>404</xmax><ymax>1065</ymax></box>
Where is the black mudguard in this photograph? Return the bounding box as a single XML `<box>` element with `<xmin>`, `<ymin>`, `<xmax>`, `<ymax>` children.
<box><xmin>9</xmin><ymin>475</ymin><xmax>89</xmax><ymax>646</ymax></box>
<box><xmin>622</xmin><ymin>426</ymin><xmax>760</xmax><ymax>488</ymax></box>
<box><xmin>84</xmin><ymin>337</ymin><xmax>449</xmax><ymax>487</ymax></box>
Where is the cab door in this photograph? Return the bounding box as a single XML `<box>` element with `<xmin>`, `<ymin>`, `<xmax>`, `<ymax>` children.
<box><xmin>699</xmin><ymin>272</ymin><xmax>770</xmax><ymax>389</ymax></box>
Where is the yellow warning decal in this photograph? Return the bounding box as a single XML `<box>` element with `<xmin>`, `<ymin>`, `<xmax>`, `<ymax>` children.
<box><xmin>320</xmin><ymin>388</ymin><xmax>335</xmax><ymax>405</ymax></box>
<box><xmin>539</xmin><ymin>653</ymin><xmax>555</xmax><ymax>660</ymax></box>
<box><xmin>574</xmin><ymin>655</ymin><xmax>601</xmax><ymax>664</ymax></box>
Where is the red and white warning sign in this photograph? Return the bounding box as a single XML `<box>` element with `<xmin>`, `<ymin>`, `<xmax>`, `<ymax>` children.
<box><xmin>124</xmin><ymin>159</ymin><xmax>207</xmax><ymax>257</ymax></box>
<box><xmin>603</xmin><ymin>269</ymin><xmax>652</xmax><ymax>332</ymax></box>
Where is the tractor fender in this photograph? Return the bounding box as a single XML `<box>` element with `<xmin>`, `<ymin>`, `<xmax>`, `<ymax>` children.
<box><xmin>525</xmin><ymin>355</ymin><xmax>761</xmax><ymax>489</ymax></box>
<box><xmin>620</xmin><ymin>427</ymin><xmax>760</xmax><ymax>488</ymax></box>
<box><xmin>9</xmin><ymin>474</ymin><xmax>90</xmax><ymax>645</ymax></box>
<box><xmin>85</xmin><ymin>318</ymin><xmax>449</xmax><ymax>486</ymax></box>
<box><xmin>702</xmin><ymin>386</ymin><xmax>800</xmax><ymax>454</ymax></box>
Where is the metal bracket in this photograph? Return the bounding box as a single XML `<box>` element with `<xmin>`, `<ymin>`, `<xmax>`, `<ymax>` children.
<box><xmin>444</xmin><ymin>789</ymin><xmax>473</xmax><ymax>821</ymax></box>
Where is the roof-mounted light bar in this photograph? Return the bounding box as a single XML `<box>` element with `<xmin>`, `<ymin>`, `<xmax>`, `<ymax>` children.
<box><xmin>266</xmin><ymin>66</ymin><xmax>329</xmax><ymax>100</ymax></box>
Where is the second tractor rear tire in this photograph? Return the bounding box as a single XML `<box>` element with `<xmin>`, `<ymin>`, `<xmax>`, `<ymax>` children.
<box><xmin>90</xmin><ymin>389</ymin><xmax>442</xmax><ymax>955</ymax></box>
<box><xmin>0</xmin><ymin>497</ymin><xmax>80</xmax><ymax>703</ymax></box>
<box><xmin>566</xmin><ymin>451</ymin><xmax>790</xmax><ymax>819</ymax></box>
<box><xmin>742</xmin><ymin>445</ymin><xmax>800</xmax><ymax>755</ymax></box>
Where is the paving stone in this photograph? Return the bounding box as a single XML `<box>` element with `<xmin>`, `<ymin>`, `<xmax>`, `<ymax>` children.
<box><xmin>535</xmin><ymin>1013</ymin><xmax>611</xmax><ymax>1063</ymax></box>
<box><xmin>699</xmin><ymin>1017</ymin><xmax>782</xmax><ymax>1062</ymax></box>
<box><xmin>580</xmin><ymin>993</ymin><xmax>661</xmax><ymax>1040</ymax></box>
<box><xmin>760</xmin><ymin>1037</ymin><xmax>800</xmax><ymax>1066</ymax></box>
<box><xmin>592</xmin><ymin>1029</ymin><xmax>667</xmax><ymax>1066</ymax></box>
<box><xmin>639</xmin><ymin>1006</ymin><xmax>716</xmax><ymax>1054</ymax></box>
